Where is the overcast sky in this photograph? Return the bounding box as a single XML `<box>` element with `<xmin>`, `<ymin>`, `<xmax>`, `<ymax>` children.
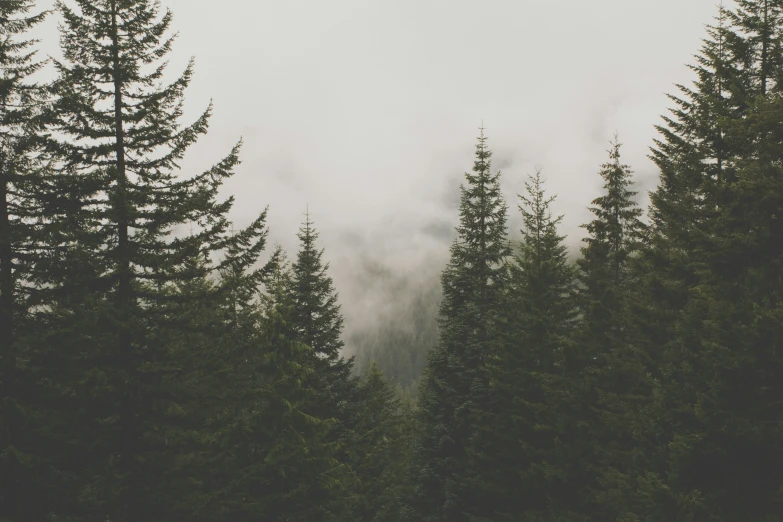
<box><xmin>33</xmin><ymin>0</ymin><xmax>726</xmax><ymax>342</ymax></box>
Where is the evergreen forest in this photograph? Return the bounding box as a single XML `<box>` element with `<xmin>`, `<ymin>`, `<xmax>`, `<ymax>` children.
<box><xmin>2</xmin><ymin>1</ymin><xmax>783</xmax><ymax>521</ymax></box>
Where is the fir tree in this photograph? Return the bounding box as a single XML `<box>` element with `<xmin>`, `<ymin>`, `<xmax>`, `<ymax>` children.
<box><xmin>637</xmin><ymin>18</ymin><xmax>747</xmax><ymax>517</ymax></box>
<box><xmin>649</xmin><ymin>5</ymin><xmax>742</xmax><ymax>266</ymax></box>
<box><xmin>353</xmin><ymin>362</ymin><xmax>415</xmax><ymax>522</ymax></box>
<box><xmin>461</xmin><ymin>170</ymin><xmax>580</xmax><ymax>521</ymax></box>
<box><xmin>573</xmin><ymin>137</ymin><xmax>649</xmax><ymax>520</ymax></box>
<box><xmin>287</xmin><ymin>212</ymin><xmax>360</xmax><ymax>516</ymax></box>
<box><xmin>577</xmin><ymin>136</ymin><xmax>646</xmax><ymax>347</ymax></box>
<box><xmin>639</xmin><ymin>3</ymin><xmax>783</xmax><ymax>518</ymax></box>
<box><xmin>651</xmin><ymin>99</ymin><xmax>783</xmax><ymax>522</ymax></box>
<box><xmin>141</xmin><ymin>252</ymin><xmax>227</xmax><ymax>521</ymax></box>
<box><xmin>214</xmin><ymin>254</ymin><xmax>343</xmax><ymax>522</ymax></box>
<box><xmin>726</xmin><ymin>0</ymin><xmax>783</xmax><ymax>96</ymax></box>
<box><xmin>288</xmin><ymin>212</ymin><xmax>357</xmax><ymax>418</ymax></box>
<box><xmin>410</xmin><ymin>127</ymin><xmax>511</xmax><ymax>522</ymax></box>
<box><xmin>647</xmin><ymin>3</ymin><xmax>783</xmax><ymax>516</ymax></box>
<box><xmin>139</xmin><ymin>239</ymin><xmax>277</xmax><ymax>522</ymax></box>
<box><xmin>43</xmin><ymin>1</ymin><xmax>268</xmax><ymax>519</ymax></box>
<box><xmin>0</xmin><ymin>2</ymin><xmax>52</xmax><ymax>520</ymax></box>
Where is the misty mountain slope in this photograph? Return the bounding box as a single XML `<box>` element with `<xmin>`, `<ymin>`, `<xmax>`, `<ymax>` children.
<box><xmin>345</xmin><ymin>259</ymin><xmax>442</xmax><ymax>396</ymax></box>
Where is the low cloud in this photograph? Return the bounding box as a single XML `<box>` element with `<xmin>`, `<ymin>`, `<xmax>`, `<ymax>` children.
<box><xmin>30</xmin><ymin>0</ymin><xmax>724</xmax><ymax>352</ymax></box>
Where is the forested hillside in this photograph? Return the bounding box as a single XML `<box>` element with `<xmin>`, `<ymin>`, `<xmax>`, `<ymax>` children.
<box><xmin>349</xmin><ymin>263</ymin><xmax>440</xmax><ymax>398</ymax></box>
<box><xmin>1</xmin><ymin>1</ymin><xmax>783</xmax><ymax>521</ymax></box>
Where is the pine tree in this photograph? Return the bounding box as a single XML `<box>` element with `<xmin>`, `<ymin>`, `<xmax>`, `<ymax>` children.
<box><xmin>578</xmin><ymin>136</ymin><xmax>645</xmax><ymax>349</ymax></box>
<box><xmin>645</xmin><ymin>2</ymin><xmax>783</xmax><ymax>517</ymax></box>
<box><xmin>42</xmin><ymin>1</ymin><xmax>269</xmax><ymax>519</ymax></box>
<box><xmin>0</xmin><ymin>2</ymin><xmax>53</xmax><ymax>520</ymax></box>
<box><xmin>460</xmin><ymin>170</ymin><xmax>580</xmax><ymax>521</ymax></box>
<box><xmin>572</xmin><ymin>137</ymin><xmax>650</xmax><ymax>520</ymax></box>
<box><xmin>637</xmin><ymin>15</ymin><xmax>747</xmax><ymax>518</ymax></box>
<box><xmin>136</xmin><ymin>239</ymin><xmax>278</xmax><ymax>522</ymax></box>
<box><xmin>637</xmin><ymin>2</ymin><xmax>783</xmax><ymax>518</ymax></box>
<box><xmin>142</xmin><ymin>252</ymin><xmax>228</xmax><ymax>521</ymax></box>
<box><xmin>726</xmin><ymin>0</ymin><xmax>783</xmax><ymax>97</ymax></box>
<box><xmin>409</xmin><ymin>127</ymin><xmax>511</xmax><ymax>522</ymax></box>
<box><xmin>208</xmin><ymin>254</ymin><xmax>343</xmax><ymax>522</ymax></box>
<box><xmin>288</xmin><ymin>212</ymin><xmax>357</xmax><ymax>421</ymax></box>
<box><xmin>287</xmin><ymin>212</ymin><xmax>360</xmax><ymax>516</ymax></box>
<box><xmin>643</xmin><ymin>8</ymin><xmax>736</xmax><ymax>349</ymax></box>
<box><xmin>644</xmin><ymin>6</ymin><xmax>739</xmax><ymax>399</ymax></box>
<box><xmin>353</xmin><ymin>362</ymin><xmax>414</xmax><ymax>522</ymax></box>
<box><xmin>651</xmin><ymin>99</ymin><xmax>783</xmax><ymax>522</ymax></box>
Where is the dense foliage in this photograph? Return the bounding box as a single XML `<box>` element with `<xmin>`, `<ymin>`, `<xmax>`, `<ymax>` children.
<box><xmin>2</xmin><ymin>1</ymin><xmax>783</xmax><ymax>521</ymax></box>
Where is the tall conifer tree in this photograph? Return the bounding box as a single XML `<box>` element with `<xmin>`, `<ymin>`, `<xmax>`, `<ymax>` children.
<box><xmin>644</xmin><ymin>6</ymin><xmax>738</xmax><ymax>387</ymax></box>
<box><xmin>44</xmin><ymin>1</ymin><xmax>268</xmax><ymax>519</ymax></box>
<box><xmin>634</xmin><ymin>3</ymin><xmax>783</xmax><ymax>518</ymax></box>
<box><xmin>577</xmin><ymin>137</ymin><xmax>645</xmax><ymax>349</ymax></box>
<box><xmin>288</xmin><ymin>212</ymin><xmax>356</xmax><ymax>419</ymax></box>
<box><xmin>640</xmin><ymin>2</ymin><xmax>783</xmax><ymax>518</ymax></box>
<box><xmin>212</xmin><ymin>254</ymin><xmax>344</xmax><ymax>522</ymax></box>
<box><xmin>0</xmin><ymin>2</ymin><xmax>53</xmax><ymax>520</ymax></box>
<box><xmin>727</xmin><ymin>0</ymin><xmax>783</xmax><ymax>97</ymax></box>
<box><xmin>572</xmin><ymin>137</ymin><xmax>648</xmax><ymax>520</ymax></box>
<box><xmin>409</xmin><ymin>127</ymin><xmax>510</xmax><ymax>522</ymax></box>
<box><xmin>637</xmin><ymin>20</ymin><xmax>745</xmax><ymax>515</ymax></box>
<box><xmin>462</xmin><ymin>171</ymin><xmax>579</xmax><ymax>521</ymax></box>
<box><xmin>353</xmin><ymin>362</ymin><xmax>415</xmax><ymax>522</ymax></box>
<box><xmin>287</xmin><ymin>212</ymin><xmax>360</xmax><ymax>515</ymax></box>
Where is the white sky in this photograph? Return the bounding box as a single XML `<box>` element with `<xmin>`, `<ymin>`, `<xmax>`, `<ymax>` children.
<box><xmin>32</xmin><ymin>0</ymin><xmax>727</xmax><ymax>341</ymax></box>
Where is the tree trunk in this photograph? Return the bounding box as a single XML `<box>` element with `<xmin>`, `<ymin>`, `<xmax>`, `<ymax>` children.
<box><xmin>762</xmin><ymin>0</ymin><xmax>769</xmax><ymax>96</ymax></box>
<box><xmin>111</xmin><ymin>2</ymin><xmax>138</xmax><ymax>520</ymax></box>
<box><xmin>0</xmin><ymin>145</ymin><xmax>19</xmax><ymax>522</ymax></box>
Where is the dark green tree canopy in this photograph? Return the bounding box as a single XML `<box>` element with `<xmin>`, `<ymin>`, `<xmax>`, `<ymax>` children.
<box><xmin>511</xmin><ymin>170</ymin><xmax>577</xmax><ymax>355</ymax></box>
<box><xmin>0</xmin><ymin>2</ymin><xmax>52</xmax><ymax>521</ymax></box>
<box><xmin>4</xmin><ymin>1</ymin><xmax>783</xmax><ymax>521</ymax></box>
<box><xmin>289</xmin><ymin>211</ymin><xmax>345</xmax><ymax>362</ymax></box>
<box><xmin>410</xmin><ymin>127</ymin><xmax>511</xmax><ymax>522</ymax></box>
<box><xmin>52</xmin><ymin>0</ymin><xmax>268</xmax><ymax>301</ymax></box>
<box><xmin>578</xmin><ymin>136</ymin><xmax>645</xmax><ymax>340</ymax></box>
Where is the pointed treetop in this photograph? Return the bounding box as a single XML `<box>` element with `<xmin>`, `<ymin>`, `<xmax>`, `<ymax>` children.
<box><xmin>289</xmin><ymin>213</ymin><xmax>344</xmax><ymax>361</ymax></box>
<box><xmin>298</xmin><ymin>206</ymin><xmax>321</xmax><ymax>255</ymax></box>
<box><xmin>580</xmin><ymin>135</ymin><xmax>646</xmax><ymax>287</ymax></box>
<box><xmin>513</xmin><ymin>169</ymin><xmax>573</xmax><ymax>297</ymax></box>
<box><xmin>472</xmin><ymin>125</ymin><xmax>492</xmax><ymax>177</ymax></box>
<box><xmin>441</xmin><ymin>128</ymin><xmax>511</xmax><ymax>325</ymax></box>
<box><xmin>304</xmin><ymin>204</ymin><xmax>313</xmax><ymax>230</ymax></box>
<box><xmin>518</xmin><ymin>169</ymin><xmax>562</xmax><ymax>236</ymax></box>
